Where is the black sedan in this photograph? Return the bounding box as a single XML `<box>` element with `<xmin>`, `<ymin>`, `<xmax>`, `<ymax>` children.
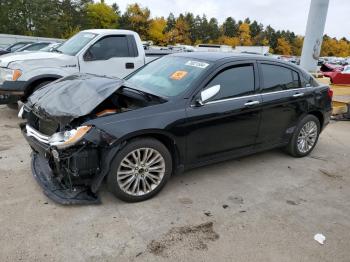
<box><xmin>20</xmin><ymin>52</ymin><xmax>333</xmax><ymax>204</ymax></box>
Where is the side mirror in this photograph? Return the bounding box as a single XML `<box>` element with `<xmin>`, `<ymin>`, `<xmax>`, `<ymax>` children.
<box><xmin>196</xmin><ymin>85</ymin><xmax>220</xmax><ymax>106</ymax></box>
<box><xmin>83</xmin><ymin>50</ymin><xmax>93</xmax><ymax>61</ymax></box>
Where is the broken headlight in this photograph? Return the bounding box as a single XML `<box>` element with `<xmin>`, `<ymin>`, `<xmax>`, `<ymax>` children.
<box><xmin>49</xmin><ymin>126</ymin><xmax>91</xmax><ymax>149</ymax></box>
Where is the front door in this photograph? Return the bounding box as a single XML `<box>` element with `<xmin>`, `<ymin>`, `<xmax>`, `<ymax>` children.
<box><xmin>79</xmin><ymin>35</ymin><xmax>144</xmax><ymax>78</ymax></box>
<box><xmin>185</xmin><ymin>62</ymin><xmax>262</xmax><ymax>165</ymax></box>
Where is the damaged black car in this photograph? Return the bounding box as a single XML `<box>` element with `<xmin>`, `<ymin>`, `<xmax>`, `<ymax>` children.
<box><xmin>20</xmin><ymin>53</ymin><xmax>332</xmax><ymax>204</ymax></box>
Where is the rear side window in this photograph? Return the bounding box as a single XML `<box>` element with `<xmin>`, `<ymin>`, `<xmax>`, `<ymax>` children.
<box><xmin>261</xmin><ymin>64</ymin><xmax>300</xmax><ymax>93</ymax></box>
<box><xmin>87</xmin><ymin>35</ymin><xmax>131</xmax><ymax>60</ymax></box>
<box><xmin>206</xmin><ymin>64</ymin><xmax>255</xmax><ymax>101</ymax></box>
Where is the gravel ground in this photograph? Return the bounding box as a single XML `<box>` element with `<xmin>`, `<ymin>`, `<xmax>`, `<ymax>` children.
<box><xmin>0</xmin><ymin>105</ymin><xmax>349</xmax><ymax>262</ymax></box>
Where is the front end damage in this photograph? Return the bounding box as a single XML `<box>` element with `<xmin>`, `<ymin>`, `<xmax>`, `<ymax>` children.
<box><xmin>19</xmin><ymin>73</ymin><xmax>165</xmax><ymax>204</ymax></box>
<box><xmin>21</xmin><ymin>122</ymin><xmax>119</xmax><ymax>204</ymax></box>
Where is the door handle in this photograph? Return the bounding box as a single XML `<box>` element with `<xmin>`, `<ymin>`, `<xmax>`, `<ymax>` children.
<box><xmin>293</xmin><ymin>92</ymin><xmax>304</xmax><ymax>97</ymax></box>
<box><xmin>244</xmin><ymin>100</ymin><xmax>260</xmax><ymax>106</ymax></box>
<box><xmin>125</xmin><ymin>62</ymin><xmax>134</xmax><ymax>69</ymax></box>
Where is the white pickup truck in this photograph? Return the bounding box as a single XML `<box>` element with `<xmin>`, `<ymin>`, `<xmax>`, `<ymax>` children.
<box><xmin>0</xmin><ymin>29</ymin><xmax>167</xmax><ymax>106</ymax></box>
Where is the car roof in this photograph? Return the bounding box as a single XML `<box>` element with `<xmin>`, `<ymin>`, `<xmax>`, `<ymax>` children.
<box><xmin>82</xmin><ymin>29</ymin><xmax>139</xmax><ymax>36</ymax></box>
<box><xmin>170</xmin><ymin>51</ymin><xmax>272</xmax><ymax>62</ymax></box>
<box><xmin>170</xmin><ymin>51</ymin><xmax>304</xmax><ymax>72</ymax></box>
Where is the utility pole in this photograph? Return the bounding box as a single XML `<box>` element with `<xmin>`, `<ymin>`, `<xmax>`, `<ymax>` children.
<box><xmin>300</xmin><ymin>0</ymin><xmax>330</xmax><ymax>72</ymax></box>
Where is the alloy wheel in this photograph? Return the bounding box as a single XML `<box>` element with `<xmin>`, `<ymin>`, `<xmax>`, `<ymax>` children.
<box><xmin>117</xmin><ymin>148</ymin><xmax>166</xmax><ymax>196</ymax></box>
<box><xmin>297</xmin><ymin>121</ymin><xmax>318</xmax><ymax>153</ymax></box>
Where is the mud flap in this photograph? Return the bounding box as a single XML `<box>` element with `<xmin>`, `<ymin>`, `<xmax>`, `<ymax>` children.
<box><xmin>31</xmin><ymin>152</ymin><xmax>100</xmax><ymax>205</ymax></box>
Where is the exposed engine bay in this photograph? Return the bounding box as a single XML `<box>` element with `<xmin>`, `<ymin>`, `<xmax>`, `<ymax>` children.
<box><xmin>20</xmin><ymin>73</ymin><xmax>165</xmax><ymax>204</ymax></box>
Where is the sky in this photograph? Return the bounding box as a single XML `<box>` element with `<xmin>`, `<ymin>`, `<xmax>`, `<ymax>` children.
<box><xmin>105</xmin><ymin>0</ymin><xmax>349</xmax><ymax>39</ymax></box>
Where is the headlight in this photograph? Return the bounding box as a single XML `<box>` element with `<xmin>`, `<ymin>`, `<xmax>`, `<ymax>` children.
<box><xmin>49</xmin><ymin>126</ymin><xmax>91</xmax><ymax>149</ymax></box>
<box><xmin>0</xmin><ymin>68</ymin><xmax>22</xmax><ymax>84</ymax></box>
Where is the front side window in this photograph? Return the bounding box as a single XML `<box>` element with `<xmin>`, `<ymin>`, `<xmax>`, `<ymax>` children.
<box><xmin>261</xmin><ymin>64</ymin><xmax>300</xmax><ymax>93</ymax></box>
<box><xmin>126</xmin><ymin>56</ymin><xmax>211</xmax><ymax>97</ymax></box>
<box><xmin>85</xmin><ymin>36</ymin><xmax>130</xmax><ymax>61</ymax></box>
<box><xmin>56</xmin><ymin>32</ymin><xmax>97</xmax><ymax>56</ymax></box>
<box><xmin>205</xmin><ymin>64</ymin><xmax>255</xmax><ymax>101</ymax></box>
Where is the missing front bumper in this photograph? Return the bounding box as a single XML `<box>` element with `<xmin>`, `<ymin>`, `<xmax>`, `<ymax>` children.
<box><xmin>31</xmin><ymin>152</ymin><xmax>100</xmax><ymax>205</ymax></box>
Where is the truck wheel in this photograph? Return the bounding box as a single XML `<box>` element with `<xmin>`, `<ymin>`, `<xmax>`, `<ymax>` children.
<box><xmin>32</xmin><ymin>81</ymin><xmax>51</xmax><ymax>93</ymax></box>
<box><xmin>286</xmin><ymin>115</ymin><xmax>320</xmax><ymax>157</ymax></box>
<box><xmin>7</xmin><ymin>103</ymin><xmax>18</xmax><ymax>110</ymax></box>
<box><xmin>23</xmin><ymin>81</ymin><xmax>52</xmax><ymax>102</ymax></box>
<box><xmin>107</xmin><ymin>138</ymin><xmax>172</xmax><ymax>202</ymax></box>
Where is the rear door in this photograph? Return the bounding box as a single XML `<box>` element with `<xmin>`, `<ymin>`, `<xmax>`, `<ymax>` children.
<box><xmin>256</xmin><ymin>62</ymin><xmax>313</xmax><ymax>147</ymax></box>
<box><xmin>79</xmin><ymin>35</ymin><xmax>144</xmax><ymax>78</ymax></box>
<box><xmin>185</xmin><ymin>61</ymin><xmax>262</xmax><ymax>165</ymax></box>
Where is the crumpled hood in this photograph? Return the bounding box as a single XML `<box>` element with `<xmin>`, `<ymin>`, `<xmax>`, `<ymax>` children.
<box><xmin>26</xmin><ymin>73</ymin><xmax>124</xmax><ymax>125</ymax></box>
<box><xmin>0</xmin><ymin>51</ymin><xmax>74</xmax><ymax>68</ymax></box>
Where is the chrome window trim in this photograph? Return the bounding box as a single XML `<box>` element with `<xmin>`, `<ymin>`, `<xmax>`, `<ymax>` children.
<box><xmin>205</xmin><ymin>94</ymin><xmax>260</xmax><ymax>105</ymax></box>
<box><xmin>202</xmin><ymin>86</ymin><xmax>310</xmax><ymax>106</ymax></box>
<box><xmin>260</xmin><ymin>87</ymin><xmax>310</xmax><ymax>96</ymax></box>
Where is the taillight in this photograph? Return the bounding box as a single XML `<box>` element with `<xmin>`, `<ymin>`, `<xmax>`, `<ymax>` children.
<box><xmin>327</xmin><ymin>88</ymin><xmax>333</xmax><ymax>100</ymax></box>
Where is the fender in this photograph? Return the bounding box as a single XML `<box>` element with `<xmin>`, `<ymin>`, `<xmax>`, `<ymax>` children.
<box><xmin>89</xmin><ymin>129</ymin><xmax>184</xmax><ymax>193</ymax></box>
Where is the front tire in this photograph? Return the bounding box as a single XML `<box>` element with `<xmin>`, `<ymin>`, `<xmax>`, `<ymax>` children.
<box><xmin>7</xmin><ymin>103</ymin><xmax>18</xmax><ymax>110</ymax></box>
<box><xmin>107</xmin><ymin>138</ymin><xmax>172</xmax><ymax>202</ymax></box>
<box><xmin>286</xmin><ymin>115</ymin><xmax>320</xmax><ymax>157</ymax></box>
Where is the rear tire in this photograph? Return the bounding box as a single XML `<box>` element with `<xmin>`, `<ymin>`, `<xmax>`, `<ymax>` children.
<box><xmin>286</xmin><ymin>115</ymin><xmax>320</xmax><ymax>157</ymax></box>
<box><xmin>107</xmin><ymin>138</ymin><xmax>172</xmax><ymax>202</ymax></box>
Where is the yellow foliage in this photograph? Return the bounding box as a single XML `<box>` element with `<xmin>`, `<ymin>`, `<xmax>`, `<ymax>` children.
<box><xmin>238</xmin><ymin>23</ymin><xmax>252</xmax><ymax>46</ymax></box>
<box><xmin>148</xmin><ymin>18</ymin><xmax>167</xmax><ymax>45</ymax></box>
<box><xmin>61</xmin><ymin>26</ymin><xmax>81</xmax><ymax>39</ymax></box>
<box><xmin>321</xmin><ymin>37</ymin><xmax>350</xmax><ymax>57</ymax></box>
<box><xmin>292</xmin><ymin>36</ymin><xmax>304</xmax><ymax>56</ymax></box>
<box><xmin>275</xmin><ymin>37</ymin><xmax>292</xmax><ymax>55</ymax></box>
<box><xmin>217</xmin><ymin>36</ymin><xmax>240</xmax><ymax>47</ymax></box>
<box><xmin>168</xmin><ymin>17</ymin><xmax>191</xmax><ymax>44</ymax></box>
<box><xmin>86</xmin><ymin>2</ymin><xmax>118</xmax><ymax>29</ymax></box>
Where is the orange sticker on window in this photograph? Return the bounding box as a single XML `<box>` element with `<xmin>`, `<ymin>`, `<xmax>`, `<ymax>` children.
<box><xmin>170</xmin><ymin>71</ymin><xmax>188</xmax><ymax>80</ymax></box>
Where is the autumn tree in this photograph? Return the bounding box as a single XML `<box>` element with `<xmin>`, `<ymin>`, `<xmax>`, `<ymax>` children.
<box><xmin>119</xmin><ymin>3</ymin><xmax>150</xmax><ymax>39</ymax></box>
<box><xmin>168</xmin><ymin>15</ymin><xmax>191</xmax><ymax>44</ymax></box>
<box><xmin>148</xmin><ymin>17</ymin><xmax>167</xmax><ymax>45</ymax></box>
<box><xmin>238</xmin><ymin>23</ymin><xmax>252</xmax><ymax>46</ymax></box>
<box><xmin>292</xmin><ymin>36</ymin><xmax>304</xmax><ymax>56</ymax></box>
<box><xmin>216</xmin><ymin>36</ymin><xmax>240</xmax><ymax>47</ymax></box>
<box><xmin>275</xmin><ymin>37</ymin><xmax>292</xmax><ymax>55</ymax></box>
<box><xmin>86</xmin><ymin>2</ymin><xmax>118</xmax><ymax>29</ymax></box>
<box><xmin>1</xmin><ymin>1</ymin><xmax>349</xmax><ymax>57</ymax></box>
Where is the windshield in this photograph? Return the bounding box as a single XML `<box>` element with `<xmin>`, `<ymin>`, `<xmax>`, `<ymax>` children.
<box><xmin>126</xmin><ymin>56</ymin><xmax>211</xmax><ymax>97</ymax></box>
<box><xmin>56</xmin><ymin>32</ymin><xmax>97</xmax><ymax>56</ymax></box>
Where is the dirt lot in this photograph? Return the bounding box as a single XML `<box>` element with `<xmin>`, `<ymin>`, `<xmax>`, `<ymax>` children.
<box><xmin>0</xmin><ymin>104</ymin><xmax>349</xmax><ymax>262</ymax></box>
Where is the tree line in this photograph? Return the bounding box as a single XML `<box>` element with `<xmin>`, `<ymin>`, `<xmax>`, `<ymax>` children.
<box><xmin>1</xmin><ymin>0</ymin><xmax>349</xmax><ymax>57</ymax></box>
